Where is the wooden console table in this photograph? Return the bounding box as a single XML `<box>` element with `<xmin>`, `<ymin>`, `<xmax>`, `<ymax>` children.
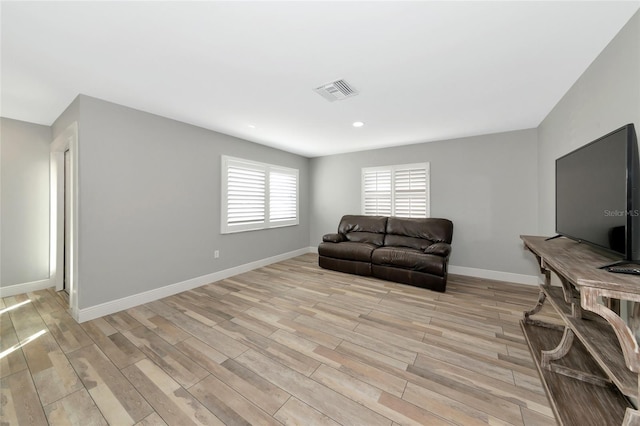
<box><xmin>521</xmin><ymin>236</ymin><xmax>640</xmax><ymax>426</ymax></box>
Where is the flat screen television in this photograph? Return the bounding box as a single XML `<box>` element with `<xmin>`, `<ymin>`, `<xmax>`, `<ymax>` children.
<box><xmin>555</xmin><ymin>123</ymin><xmax>640</xmax><ymax>264</ymax></box>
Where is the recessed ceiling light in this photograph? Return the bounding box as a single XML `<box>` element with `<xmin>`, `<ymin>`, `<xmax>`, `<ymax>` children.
<box><xmin>352</xmin><ymin>121</ymin><xmax>364</xmax><ymax>128</ymax></box>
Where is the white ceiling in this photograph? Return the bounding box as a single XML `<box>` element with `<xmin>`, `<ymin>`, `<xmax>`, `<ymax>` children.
<box><xmin>2</xmin><ymin>1</ymin><xmax>639</xmax><ymax>157</ymax></box>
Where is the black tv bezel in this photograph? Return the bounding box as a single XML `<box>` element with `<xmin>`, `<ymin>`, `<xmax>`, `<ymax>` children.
<box><xmin>555</xmin><ymin>123</ymin><xmax>639</xmax><ymax>262</ymax></box>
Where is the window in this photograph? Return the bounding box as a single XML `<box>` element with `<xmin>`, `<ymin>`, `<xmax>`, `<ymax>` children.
<box><xmin>222</xmin><ymin>156</ymin><xmax>298</xmax><ymax>233</ymax></box>
<box><xmin>362</xmin><ymin>163</ymin><xmax>430</xmax><ymax>218</ymax></box>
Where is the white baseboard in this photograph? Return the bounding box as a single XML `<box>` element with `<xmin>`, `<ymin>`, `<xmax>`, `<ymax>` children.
<box><xmin>0</xmin><ymin>278</ymin><xmax>53</xmax><ymax>297</ymax></box>
<box><xmin>449</xmin><ymin>265</ymin><xmax>539</xmax><ymax>286</ymax></box>
<box><xmin>77</xmin><ymin>247</ymin><xmax>312</xmax><ymax>323</ymax></box>
<box><xmin>312</xmin><ymin>246</ymin><xmax>538</xmax><ymax>286</ymax></box>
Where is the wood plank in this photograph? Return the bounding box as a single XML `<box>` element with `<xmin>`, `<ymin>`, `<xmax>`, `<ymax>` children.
<box><xmin>311</xmin><ymin>363</ymin><xmax>449</xmax><ymax>425</ymax></box>
<box><xmin>0</xmin><ymin>310</ymin><xmax>28</xmax><ymax>379</ymax></box>
<box><xmin>313</xmin><ymin>345</ymin><xmax>407</xmax><ymax>397</ymax></box>
<box><xmin>402</xmin><ymin>363</ymin><xmax>525</xmax><ymax>425</ymax></box>
<box><xmin>236</xmin><ymin>349</ymin><xmax>392</xmax><ymax>426</ymax></box>
<box><xmin>335</xmin><ymin>340</ymin><xmax>409</xmax><ymax>371</ymax></box>
<box><xmin>275</xmin><ymin>318</ymin><xmax>343</xmax><ymax>349</ymax></box>
<box><xmin>174</xmin><ymin>337</ymin><xmax>228</xmax><ymax>371</ymax></box>
<box><xmin>213</xmin><ymin>358</ymin><xmax>291</xmax><ymax>415</ymax></box>
<box><xmin>215</xmin><ymin>320</ymin><xmax>321</xmax><ymax>377</ymax></box>
<box><xmin>41</xmin><ymin>309</ymin><xmax>94</xmax><ymax>353</ymax></box>
<box><xmin>126</xmin><ymin>305</ymin><xmax>191</xmax><ymax>345</ymax></box>
<box><xmin>294</xmin><ymin>314</ymin><xmax>417</xmax><ymax>365</ymax></box>
<box><xmin>231</xmin><ymin>311</ymin><xmax>281</xmax><ymax>337</ymax></box>
<box><xmin>188</xmin><ymin>374</ymin><xmax>282</xmax><ymax>425</ymax></box>
<box><xmin>44</xmin><ymin>388</ymin><xmax>108</xmax><ymax>425</ymax></box>
<box><xmin>401</xmin><ymin>380</ymin><xmax>508</xmax><ymax>426</ymax></box>
<box><xmin>68</xmin><ymin>344</ymin><xmax>154</xmax><ymax>425</ymax></box>
<box><xmin>513</xmin><ymin>370</ymin><xmax>548</xmax><ymax>396</ymax></box>
<box><xmin>163</xmin><ymin>293</ymin><xmax>231</xmax><ymax>326</ymax></box>
<box><xmin>274</xmin><ymin>397</ymin><xmax>341</xmax><ymax>426</ymax></box>
<box><xmin>6</xmin><ymin>295</ymin><xmax>46</xmax><ymax>338</ymax></box>
<box><xmin>8</xmin><ymin>298</ymin><xmax>84</xmax><ymax>406</ymax></box>
<box><xmin>0</xmin><ymin>369</ymin><xmax>48</xmax><ymax>425</ymax></box>
<box><xmin>82</xmin><ymin>319</ymin><xmax>147</xmax><ymax>369</ymax></box>
<box><xmin>411</xmin><ymin>353</ymin><xmax>551</xmax><ymax>416</ymax></box>
<box><xmin>134</xmin><ymin>412</ymin><xmax>168</xmax><ymax>426</ymax></box>
<box><xmin>22</xmin><ymin>332</ymin><xmax>84</xmax><ymax>406</ymax></box>
<box><xmin>376</xmin><ymin>392</ymin><xmax>452</xmax><ymax>426</ymax></box>
<box><xmin>520</xmin><ymin>406</ymin><xmax>557</xmax><ymax>426</ymax></box>
<box><xmin>28</xmin><ymin>288</ymin><xmax>66</xmax><ymax>316</ymax></box>
<box><xmin>122</xmin><ymin>358</ymin><xmax>224</xmax><ymax>426</ymax></box>
<box><xmin>122</xmin><ymin>326</ymin><xmax>209</xmax><ymax>388</ymax></box>
<box><xmin>104</xmin><ymin>311</ymin><xmax>145</xmax><ymax>332</ymax></box>
<box><xmin>145</xmin><ymin>300</ymin><xmax>249</xmax><ymax>358</ymax></box>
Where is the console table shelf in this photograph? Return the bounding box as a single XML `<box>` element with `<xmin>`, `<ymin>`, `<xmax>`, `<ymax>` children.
<box><xmin>520</xmin><ymin>236</ymin><xmax>640</xmax><ymax>426</ymax></box>
<box><xmin>541</xmin><ymin>284</ymin><xmax>637</xmax><ymax>398</ymax></box>
<box><xmin>522</xmin><ymin>322</ymin><xmax>629</xmax><ymax>426</ymax></box>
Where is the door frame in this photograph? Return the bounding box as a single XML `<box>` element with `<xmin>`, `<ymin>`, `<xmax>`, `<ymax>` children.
<box><xmin>50</xmin><ymin>122</ymin><xmax>79</xmax><ymax>319</ymax></box>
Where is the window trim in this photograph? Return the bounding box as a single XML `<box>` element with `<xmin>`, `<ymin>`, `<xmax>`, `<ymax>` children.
<box><xmin>221</xmin><ymin>155</ymin><xmax>299</xmax><ymax>234</ymax></box>
<box><xmin>361</xmin><ymin>162</ymin><xmax>430</xmax><ymax>218</ymax></box>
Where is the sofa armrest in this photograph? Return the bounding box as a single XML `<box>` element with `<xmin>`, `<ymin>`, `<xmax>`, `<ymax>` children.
<box><xmin>425</xmin><ymin>242</ymin><xmax>451</xmax><ymax>257</ymax></box>
<box><xmin>323</xmin><ymin>233</ymin><xmax>346</xmax><ymax>243</ymax></box>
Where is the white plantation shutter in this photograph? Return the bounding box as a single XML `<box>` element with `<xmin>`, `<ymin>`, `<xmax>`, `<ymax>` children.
<box><xmin>362</xmin><ymin>163</ymin><xmax>429</xmax><ymax>218</ymax></box>
<box><xmin>270</xmin><ymin>169</ymin><xmax>298</xmax><ymax>223</ymax></box>
<box><xmin>394</xmin><ymin>166</ymin><xmax>428</xmax><ymax>218</ymax></box>
<box><xmin>362</xmin><ymin>169</ymin><xmax>392</xmax><ymax>216</ymax></box>
<box><xmin>227</xmin><ymin>164</ymin><xmax>266</xmax><ymax>226</ymax></box>
<box><xmin>222</xmin><ymin>156</ymin><xmax>299</xmax><ymax>233</ymax></box>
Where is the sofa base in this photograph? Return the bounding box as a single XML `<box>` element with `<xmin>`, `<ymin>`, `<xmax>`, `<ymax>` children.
<box><xmin>319</xmin><ymin>256</ymin><xmax>371</xmax><ymax>276</ymax></box>
<box><xmin>319</xmin><ymin>256</ymin><xmax>447</xmax><ymax>292</ymax></box>
<box><xmin>372</xmin><ymin>264</ymin><xmax>446</xmax><ymax>293</ymax></box>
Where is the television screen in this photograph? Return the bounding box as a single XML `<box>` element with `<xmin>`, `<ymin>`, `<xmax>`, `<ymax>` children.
<box><xmin>556</xmin><ymin>124</ymin><xmax>638</xmax><ymax>259</ymax></box>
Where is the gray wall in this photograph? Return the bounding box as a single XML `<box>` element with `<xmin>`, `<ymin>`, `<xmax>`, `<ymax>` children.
<box><xmin>1</xmin><ymin>118</ymin><xmax>52</xmax><ymax>286</ymax></box>
<box><xmin>538</xmin><ymin>10</ymin><xmax>640</xmax><ymax>235</ymax></box>
<box><xmin>52</xmin><ymin>96</ymin><xmax>80</xmax><ymax>140</ymax></box>
<box><xmin>71</xmin><ymin>96</ymin><xmax>310</xmax><ymax>309</ymax></box>
<box><xmin>310</xmin><ymin>129</ymin><xmax>540</xmax><ymax>277</ymax></box>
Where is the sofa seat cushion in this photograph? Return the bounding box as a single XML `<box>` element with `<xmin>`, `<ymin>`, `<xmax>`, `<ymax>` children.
<box><xmin>318</xmin><ymin>241</ymin><xmax>378</xmax><ymax>262</ymax></box>
<box><xmin>371</xmin><ymin>246</ymin><xmax>445</xmax><ymax>276</ymax></box>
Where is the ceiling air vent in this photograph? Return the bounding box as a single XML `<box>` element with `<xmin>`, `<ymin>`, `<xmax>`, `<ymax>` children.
<box><xmin>314</xmin><ymin>79</ymin><xmax>358</xmax><ymax>102</ymax></box>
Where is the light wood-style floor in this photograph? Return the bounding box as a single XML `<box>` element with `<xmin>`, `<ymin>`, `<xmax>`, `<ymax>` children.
<box><xmin>1</xmin><ymin>253</ymin><xmax>559</xmax><ymax>425</ymax></box>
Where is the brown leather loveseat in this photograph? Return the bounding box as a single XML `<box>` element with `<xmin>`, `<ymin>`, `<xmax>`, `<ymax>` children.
<box><xmin>318</xmin><ymin>215</ymin><xmax>454</xmax><ymax>292</ymax></box>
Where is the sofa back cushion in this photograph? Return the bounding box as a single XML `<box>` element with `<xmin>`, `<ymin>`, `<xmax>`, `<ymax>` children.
<box><xmin>338</xmin><ymin>215</ymin><xmax>388</xmax><ymax>246</ymax></box>
<box><xmin>384</xmin><ymin>217</ymin><xmax>453</xmax><ymax>250</ymax></box>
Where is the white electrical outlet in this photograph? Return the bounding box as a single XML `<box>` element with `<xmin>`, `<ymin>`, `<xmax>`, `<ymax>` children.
<box><xmin>214</xmin><ymin>250</ymin><xmax>220</xmax><ymax>259</ymax></box>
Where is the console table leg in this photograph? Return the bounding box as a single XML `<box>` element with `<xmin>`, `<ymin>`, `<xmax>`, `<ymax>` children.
<box><xmin>582</xmin><ymin>287</ymin><xmax>640</xmax><ymax>374</ymax></box>
<box><xmin>523</xmin><ymin>291</ymin><xmax>565</xmax><ymax>330</ymax></box>
<box><xmin>523</xmin><ymin>290</ymin><xmax>546</xmax><ymax>321</ymax></box>
<box><xmin>541</xmin><ymin>326</ymin><xmax>612</xmax><ymax>388</ymax></box>
<box><xmin>541</xmin><ymin>327</ymin><xmax>574</xmax><ymax>368</ymax></box>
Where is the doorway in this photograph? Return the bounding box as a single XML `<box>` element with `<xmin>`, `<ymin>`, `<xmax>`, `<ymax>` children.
<box><xmin>63</xmin><ymin>149</ymin><xmax>70</xmax><ymax>293</ymax></box>
<box><xmin>50</xmin><ymin>122</ymin><xmax>78</xmax><ymax>318</ymax></box>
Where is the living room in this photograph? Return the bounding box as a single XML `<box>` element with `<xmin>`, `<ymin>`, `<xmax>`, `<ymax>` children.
<box><xmin>2</xmin><ymin>2</ymin><xmax>640</xmax><ymax>425</ymax></box>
